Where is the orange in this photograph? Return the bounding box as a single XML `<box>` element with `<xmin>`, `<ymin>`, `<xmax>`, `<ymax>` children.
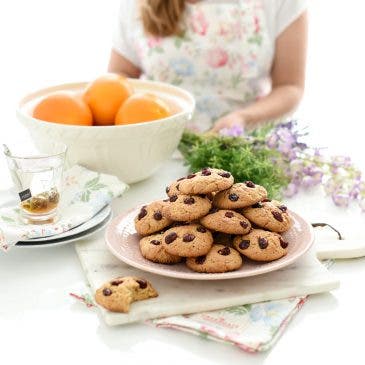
<box><xmin>83</xmin><ymin>74</ymin><xmax>133</xmax><ymax>126</ymax></box>
<box><xmin>115</xmin><ymin>93</ymin><xmax>171</xmax><ymax>125</ymax></box>
<box><xmin>32</xmin><ymin>92</ymin><xmax>93</xmax><ymax>126</ymax></box>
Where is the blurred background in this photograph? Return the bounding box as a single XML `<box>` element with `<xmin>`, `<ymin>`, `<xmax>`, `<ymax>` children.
<box><xmin>0</xmin><ymin>0</ymin><xmax>364</xmax><ymax>181</ymax></box>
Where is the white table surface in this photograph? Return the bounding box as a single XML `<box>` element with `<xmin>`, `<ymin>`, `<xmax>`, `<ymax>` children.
<box><xmin>1</xmin><ymin>158</ymin><xmax>365</xmax><ymax>365</ymax></box>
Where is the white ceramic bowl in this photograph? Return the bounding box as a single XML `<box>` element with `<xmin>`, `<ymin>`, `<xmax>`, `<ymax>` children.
<box><xmin>17</xmin><ymin>79</ymin><xmax>195</xmax><ymax>184</ymax></box>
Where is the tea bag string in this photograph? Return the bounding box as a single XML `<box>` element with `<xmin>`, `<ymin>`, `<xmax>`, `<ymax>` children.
<box><xmin>3</xmin><ymin>144</ymin><xmax>22</xmax><ymax>189</ymax></box>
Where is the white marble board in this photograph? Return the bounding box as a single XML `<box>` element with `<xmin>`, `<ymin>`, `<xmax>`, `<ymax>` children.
<box><xmin>75</xmin><ymin>236</ymin><xmax>339</xmax><ymax>326</ymax></box>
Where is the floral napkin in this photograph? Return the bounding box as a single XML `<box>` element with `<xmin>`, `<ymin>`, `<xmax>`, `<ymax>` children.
<box><xmin>71</xmin><ymin>290</ymin><xmax>310</xmax><ymax>353</ymax></box>
<box><xmin>0</xmin><ymin>165</ymin><xmax>128</xmax><ymax>250</ymax></box>
<box><xmin>72</xmin><ymin>260</ymin><xmax>332</xmax><ymax>353</ymax></box>
<box><xmin>150</xmin><ymin>296</ymin><xmax>307</xmax><ymax>352</ymax></box>
<box><xmin>150</xmin><ymin>260</ymin><xmax>332</xmax><ymax>352</ymax></box>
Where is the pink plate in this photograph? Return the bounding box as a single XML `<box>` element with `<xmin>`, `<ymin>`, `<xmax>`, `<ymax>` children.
<box><xmin>105</xmin><ymin>206</ymin><xmax>314</xmax><ymax>280</ymax></box>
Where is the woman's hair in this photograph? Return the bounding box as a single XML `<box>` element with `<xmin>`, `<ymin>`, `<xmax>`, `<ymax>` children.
<box><xmin>140</xmin><ymin>0</ymin><xmax>186</xmax><ymax>37</ymax></box>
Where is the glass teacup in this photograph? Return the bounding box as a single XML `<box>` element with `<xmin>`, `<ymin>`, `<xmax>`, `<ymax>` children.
<box><xmin>3</xmin><ymin>143</ymin><xmax>67</xmax><ymax>224</ymax></box>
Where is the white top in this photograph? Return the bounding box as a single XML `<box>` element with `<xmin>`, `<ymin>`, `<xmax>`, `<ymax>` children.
<box><xmin>113</xmin><ymin>0</ymin><xmax>307</xmax><ymax>131</ymax></box>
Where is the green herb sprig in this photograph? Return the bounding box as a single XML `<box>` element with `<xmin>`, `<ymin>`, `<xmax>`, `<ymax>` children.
<box><xmin>178</xmin><ymin>130</ymin><xmax>289</xmax><ymax>199</ymax></box>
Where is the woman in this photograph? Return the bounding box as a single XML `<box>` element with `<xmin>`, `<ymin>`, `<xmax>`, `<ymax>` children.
<box><xmin>109</xmin><ymin>0</ymin><xmax>307</xmax><ymax>132</ymax></box>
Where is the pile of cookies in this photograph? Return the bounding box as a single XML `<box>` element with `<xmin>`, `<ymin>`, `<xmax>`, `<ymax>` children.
<box><xmin>134</xmin><ymin>168</ymin><xmax>293</xmax><ymax>274</ymax></box>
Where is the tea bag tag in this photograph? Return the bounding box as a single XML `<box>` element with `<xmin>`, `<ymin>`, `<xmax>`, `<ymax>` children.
<box><xmin>19</xmin><ymin>189</ymin><xmax>32</xmax><ymax>202</ymax></box>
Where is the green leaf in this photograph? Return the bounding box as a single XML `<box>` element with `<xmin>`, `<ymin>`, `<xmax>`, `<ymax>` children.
<box><xmin>81</xmin><ymin>190</ymin><xmax>91</xmax><ymax>202</ymax></box>
<box><xmin>248</xmin><ymin>34</ymin><xmax>263</xmax><ymax>46</ymax></box>
<box><xmin>1</xmin><ymin>215</ymin><xmax>15</xmax><ymax>223</ymax></box>
<box><xmin>84</xmin><ymin>176</ymin><xmax>100</xmax><ymax>189</ymax></box>
<box><xmin>90</xmin><ymin>183</ymin><xmax>106</xmax><ymax>191</ymax></box>
<box><xmin>225</xmin><ymin>305</ymin><xmax>250</xmax><ymax>316</ymax></box>
<box><xmin>174</xmin><ymin>38</ymin><xmax>183</xmax><ymax>48</ymax></box>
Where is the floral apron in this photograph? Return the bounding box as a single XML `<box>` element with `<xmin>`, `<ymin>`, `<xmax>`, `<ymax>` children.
<box><xmin>135</xmin><ymin>0</ymin><xmax>273</xmax><ymax>131</ymax></box>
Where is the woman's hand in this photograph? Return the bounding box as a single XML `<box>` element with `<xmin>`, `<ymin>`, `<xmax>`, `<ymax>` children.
<box><xmin>211</xmin><ymin>111</ymin><xmax>246</xmax><ymax>133</ymax></box>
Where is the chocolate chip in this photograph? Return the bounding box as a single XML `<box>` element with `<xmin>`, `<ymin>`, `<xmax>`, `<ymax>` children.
<box><xmin>102</xmin><ymin>288</ymin><xmax>112</xmax><ymax>296</ymax></box>
<box><xmin>184</xmin><ymin>197</ymin><xmax>195</xmax><ymax>205</ymax></box>
<box><xmin>228</xmin><ymin>193</ymin><xmax>239</xmax><ymax>202</ymax></box>
<box><xmin>176</xmin><ymin>184</ymin><xmax>180</xmax><ymax>191</ymax></box>
<box><xmin>196</xmin><ymin>226</ymin><xmax>207</xmax><ymax>233</ymax></box>
<box><xmin>177</xmin><ymin>177</ymin><xmax>185</xmax><ymax>181</ymax></box>
<box><xmin>197</xmin><ymin>226</ymin><xmax>207</xmax><ymax>233</ymax></box>
<box><xmin>173</xmin><ymin>222</ymin><xmax>190</xmax><ymax>227</ymax></box>
<box><xmin>225</xmin><ymin>211</ymin><xmax>234</xmax><ymax>218</ymax></box>
<box><xmin>136</xmin><ymin>279</ymin><xmax>147</xmax><ymax>289</ymax></box>
<box><xmin>165</xmin><ymin>186</ymin><xmax>170</xmax><ymax>194</ymax></box>
<box><xmin>153</xmin><ymin>211</ymin><xmax>163</xmax><ymax>221</ymax></box>
<box><xmin>272</xmin><ymin>211</ymin><xmax>283</xmax><ymax>222</ymax></box>
<box><xmin>195</xmin><ymin>256</ymin><xmax>206</xmax><ymax>264</ymax></box>
<box><xmin>278</xmin><ymin>205</ymin><xmax>287</xmax><ymax>212</ymax></box>
<box><xmin>209</xmin><ymin>207</ymin><xmax>219</xmax><ymax>214</ymax></box>
<box><xmin>258</xmin><ymin>237</ymin><xmax>268</xmax><ymax>249</ymax></box>
<box><xmin>239</xmin><ymin>240</ymin><xmax>250</xmax><ymax>249</ymax></box>
<box><xmin>169</xmin><ymin>195</ymin><xmax>178</xmax><ymax>202</ymax></box>
<box><xmin>280</xmin><ymin>238</ymin><xmax>289</xmax><ymax>249</ymax></box>
<box><xmin>138</xmin><ymin>207</ymin><xmax>147</xmax><ymax>220</ymax></box>
<box><xmin>111</xmin><ymin>280</ymin><xmax>123</xmax><ymax>286</ymax></box>
<box><xmin>240</xmin><ymin>221</ymin><xmax>249</xmax><ymax>229</ymax></box>
<box><xmin>252</xmin><ymin>202</ymin><xmax>263</xmax><ymax>208</ymax></box>
<box><xmin>262</xmin><ymin>199</ymin><xmax>272</xmax><ymax>202</ymax></box>
<box><xmin>183</xmin><ymin>233</ymin><xmax>195</xmax><ymax>242</ymax></box>
<box><xmin>201</xmin><ymin>169</ymin><xmax>212</xmax><ymax>176</ymax></box>
<box><xmin>150</xmin><ymin>240</ymin><xmax>161</xmax><ymax>245</ymax></box>
<box><xmin>165</xmin><ymin>232</ymin><xmax>178</xmax><ymax>244</ymax></box>
<box><xmin>187</xmin><ymin>174</ymin><xmax>196</xmax><ymax>179</ymax></box>
<box><xmin>245</xmin><ymin>181</ymin><xmax>255</xmax><ymax>188</ymax></box>
<box><xmin>218</xmin><ymin>246</ymin><xmax>231</xmax><ymax>256</ymax></box>
<box><xmin>219</xmin><ymin>172</ymin><xmax>231</xmax><ymax>178</ymax></box>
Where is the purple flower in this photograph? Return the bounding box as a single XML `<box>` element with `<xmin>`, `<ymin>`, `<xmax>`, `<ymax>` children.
<box><xmin>332</xmin><ymin>193</ymin><xmax>350</xmax><ymax>208</ymax></box>
<box><xmin>277</xmin><ymin>128</ymin><xmax>296</xmax><ymax>145</ymax></box>
<box><xmin>331</xmin><ymin>155</ymin><xmax>352</xmax><ymax>168</ymax></box>
<box><xmin>219</xmin><ymin>125</ymin><xmax>245</xmax><ymax>137</ymax></box>
<box><xmin>284</xmin><ymin>182</ymin><xmax>299</xmax><ymax>197</ymax></box>
<box><xmin>324</xmin><ymin>180</ymin><xmax>337</xmax><ymax>195</ymax></box>
<box><xmin>302</xmin><ymin>176</ymin><xmax>317</xmax><ymax>189</ymax></box>
<box><xmin>258</xmin><ymin>119</ymin><xmax>365</xmax><ymax>209</ymax></box>
<box><xmin>289</xmin><ymin>159</ymin><xmax>304</xmax><ymax>174</ymax></box>
<box><xmin>311</xmin><ymin>170</ymin><xmax>324</xmax><ymax>184</ymax></box>
<box><xmin>267</xmin><ymin>134</ymin><xmax>278</xmax><ymax>149</ymax></box>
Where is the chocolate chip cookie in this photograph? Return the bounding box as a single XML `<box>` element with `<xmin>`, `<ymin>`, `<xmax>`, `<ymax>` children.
<box><xmin>177</xmin><ymin>168</ymin><xmax>234</xmax><ymax>195</ymax></box>
<box><xmin>134</xmin><ymin>200</ymin><xmax>172</xmax><ymax>236</ymax></box>
<box><xmin>233</xmin><ymin>229</ymin><xmax>289</xmax><ymax>262</ymax></box>
<box><xmin>242</xmin><ymin>200</ymin><xmax>292</xmax><ymax>233</ymax></box>
<box><xmin>95</xmin><ymin>276</ymin><xmax>158</xmax><ymax>313</ymax></box>
<box><xmin>213</xmin><ymin>181</ymin><xmax>268</xmax><ymax>209</ymax></box>
<box><xmin>186</xmin><ymin>244</ymin><xmax>243</xmax><ymax>273</ymax></box>
<box><xmin>213</xmin><ymin>232</ymin><xmax>234</xmax><ymax>246</ymax></box>
<box><xmin>162</xmin><ymin>223</ymin><xmax>213</xmax><ymax>257</ymax></box>
<box><xmin>163</xmin><ymin>194</ymin><xmax>212</xmax><ymax>222</ymax></box>
<box><xmin>165</xmin><ymin>179</ymin><xmax>184</xmax><ymax>197</ymax></box>
<box><xmin>139</xmin><ymin>233</ymin><xmax>182</xmax><ymax>264</ymax></box>
<box><xmin>200</xmin><ymin>209</ymin><xmax>251</xmax><ymax>235</ymax></box>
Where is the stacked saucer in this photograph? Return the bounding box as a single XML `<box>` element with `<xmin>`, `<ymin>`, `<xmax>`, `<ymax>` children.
<box><xmin>17</xmin><ymin>205</ymin><xmax>112</xmax><ymax>248</ymax></box>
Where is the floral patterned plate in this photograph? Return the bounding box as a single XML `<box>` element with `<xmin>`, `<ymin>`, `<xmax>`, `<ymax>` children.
<box><xmin>105</xmin><ymin>206</ymin><xmax>314</xmax><ymax>280</ymax></box>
